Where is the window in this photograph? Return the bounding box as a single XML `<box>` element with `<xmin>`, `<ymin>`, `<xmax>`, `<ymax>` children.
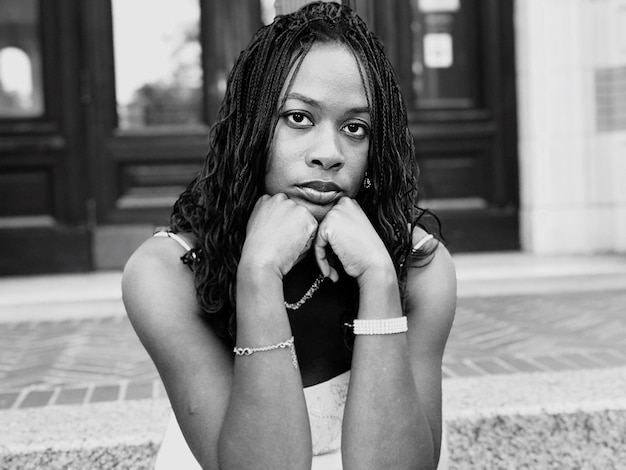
<box><xmin>112</xmin><ymin>0</ymin><xmax>203</xmax><ymax>129</ymax></box>
<box><xmin>0</xmin><ymin>0</ymin><xmax>43</xmax><ymax>118</ymax></box>
<box><xmin>410</xmin><ymin>0</ymin><xmax>481</xmax><ymax>110</ymax></box>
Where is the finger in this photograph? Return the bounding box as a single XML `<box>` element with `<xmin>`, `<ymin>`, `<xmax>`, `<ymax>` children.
<box><xmin>326</xmin><ymin>251</ymin><xmax>340</xmax><ymax>283</ymax></box>
<box><xmin>313</xmin><ymin>231</ymin><xmax>330</xmax><ymax>278</ymax></box>
<box><xmin>302</xmin><ymin>224</ymin><xmax>317</xmax><ymax>252</ymax></box>
<box><xmin>313</xmin><ymin>229</ymin><xmax>339</xmax><ymax>283</ymax></box>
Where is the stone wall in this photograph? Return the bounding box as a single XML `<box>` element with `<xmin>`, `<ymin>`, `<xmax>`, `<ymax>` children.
<box><xmin>516</xmin><ymin>0</ymin><xmax>626</xmax><ymax>254</ymax></box>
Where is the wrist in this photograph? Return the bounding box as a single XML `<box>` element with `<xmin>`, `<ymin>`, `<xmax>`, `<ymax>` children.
<box><xmin>238</xmin><ymin>250</ymin><xmax>283</xmax><ymax>282</ymax></box>
<box><xmin>357</xmin><ymin>264</ymin><xmax>402</xmax><ymax>320</ymax></box>
<box><xmin>237</xmin><ymin>254</ymin><xmax>284</xmax><ymax>306</ymax></box>
<box><xmin>236</xmin><ymin>260</ymin><xmax>288</xmax><ymax>334</ymax></box>
<box><xmin>357</xmin><ymin>260</ymin><xmax>397</xmax><ymax>289</ymax></box>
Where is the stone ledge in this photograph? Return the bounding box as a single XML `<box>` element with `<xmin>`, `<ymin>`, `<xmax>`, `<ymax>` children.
<box><xmin>442</xmin><ymin>366</ymin><xmax>626</xmax><ymax>469</ymax></box>
<box><xmin>1</xmin><ymin>443</ymin><xmax>160</xmax><ymax>470</ymax></box>
<box><xmin>0</xmin><ymin>399</ymin><xmax>170</xmax><ymax>470</ymax></box>
<box><xmin>2</xmin><ymin>368</ymin><xmax>626</xmax><ymax>469</ymax></box>
<box><xmin>443</xmin><ymin>366</ymin><xmax>626</xmax><ymax>414</ymax></box>
<box><xmin>446</xmin><ymin>407</ymin><xmax>626</xmax><ymax>469</ymax></box>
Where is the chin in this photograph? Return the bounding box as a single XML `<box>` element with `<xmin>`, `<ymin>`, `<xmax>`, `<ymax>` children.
<box><xmin>309</xmin><ymin>206</ymin><xmax>332</xmax><ymax>222</ymax></box>
<box><xmin>295</xmin><ymin>199</ymin><xmax>333</xmax><ymax>222</ymax></box>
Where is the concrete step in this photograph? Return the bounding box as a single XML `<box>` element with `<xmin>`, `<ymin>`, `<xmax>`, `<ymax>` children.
<box><xmin>2</xmin><ymin>366</ymin><xmax>626</xmax><ymax>469</ymax></box>
<box><xmin>453</xmin><ymin>252</ymin><xmax>626</xmax><ymax>297</ymax></box>
<box><xmin>442</xmin><ymin>366</ymin><xmax>626</xmax><ymax>469</ymax></box>
<box><xmin>1</xmin><ymin>253</ymin><xmax>626</xmax><ymax>314</ymax></box>
<box><xmin>0</xmin><ymin>399</ymin><xmax>169</xmax><ymax>470</ymax></box>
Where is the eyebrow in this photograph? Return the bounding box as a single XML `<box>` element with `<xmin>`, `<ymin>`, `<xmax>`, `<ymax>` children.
<box><xmin>285</xmin><ymin>92</ymin><xmax>320</xmax><ymax>109</ymax></box>
<box><xmin>284</xmin><ymin>92</ymin><xmax>370</xmax><ymax>115</ymax></box>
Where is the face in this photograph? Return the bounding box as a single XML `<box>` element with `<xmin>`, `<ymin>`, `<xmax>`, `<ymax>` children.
<box><xmin>265</xmin><ymin>42</ymin><xmax>371</xmax><ymax>222</ymax></box>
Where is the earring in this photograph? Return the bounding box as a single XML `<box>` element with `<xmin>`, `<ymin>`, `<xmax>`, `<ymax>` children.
<box><xmin>363</xmin><ymin>173</ymin><xmax>372</xmax><ymax>189</ymax></box>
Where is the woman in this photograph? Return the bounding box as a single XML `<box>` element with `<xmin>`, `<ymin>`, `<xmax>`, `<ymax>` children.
<box><xmin>122</xmin><ymin>2</ymin><xmax>456</xmax><ymax>469</ymax></box>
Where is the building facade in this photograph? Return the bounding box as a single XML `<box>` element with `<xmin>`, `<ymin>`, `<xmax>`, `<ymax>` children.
<box><xmin>516</xmin><ymin>0</ymin><xmax>626</xmax><ymax>254</ymax></box>
<box><xmin>0</xmin><ymin>0</ymin><xmax>623</xmax><ymax>275</ymax></box>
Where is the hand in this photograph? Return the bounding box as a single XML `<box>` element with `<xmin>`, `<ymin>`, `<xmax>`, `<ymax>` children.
<box><xmin>313</xmin><ymin>197</ymin><xmax>394</xmax><ymax>284</ymax></box>
<box><xmin>241</xmin><ymin>193</ymin><xmax>319</xmax><ymax>278</ymax></box>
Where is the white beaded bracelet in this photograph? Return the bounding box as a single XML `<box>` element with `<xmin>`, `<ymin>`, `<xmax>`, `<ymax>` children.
<box><xmin>233</xmin><ymin>336</ymin><xmax>298</xmax><ymax>369</ymax></box>
<box><xmin>349</xmin><ymin>316</ymin><xmax>408</xmax><ymax>335</ymax></box>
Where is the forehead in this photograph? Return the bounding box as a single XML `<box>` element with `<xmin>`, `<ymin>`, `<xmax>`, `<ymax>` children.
<box><xmin>281</xmin><ymin>42</ymin><xmax>369</xmax><ymax>108</ymax></box>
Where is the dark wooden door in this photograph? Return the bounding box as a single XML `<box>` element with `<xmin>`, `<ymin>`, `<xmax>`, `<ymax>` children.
<box><xmin>0</xmin><ymin>0</ymin><xmax>91</xmax><ymax>275</ymax></box>
<box><xmin>371</xmin><ymin>0</ymin><xmax>519</xmax><ymax>252</ymax></box>
<box><xmin>0</xmin><ymin>0</ymin><xmax>518</xmax><ymax>276</ymax></box>
<box><xmin>83</xmin><ymin>0</ymin><xmax>261</xmax><ymax>231</ymax></box>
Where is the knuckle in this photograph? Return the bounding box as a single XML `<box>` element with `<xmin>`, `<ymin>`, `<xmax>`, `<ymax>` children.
<box><xmin>256</xmin><ymin>194</ymin><xmax>271</xmax><ymax>208</ymax></box>
<box><xmin>338</xmin><ymin>196</ymin><xmax>352</xmax><ymax>206</ymax></box>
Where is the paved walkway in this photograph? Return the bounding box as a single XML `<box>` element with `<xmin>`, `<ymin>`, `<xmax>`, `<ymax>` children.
<box><xmin>1</xmin><ymin>252</ymin><xmax>625</xmax><ymax>410</ymax></box>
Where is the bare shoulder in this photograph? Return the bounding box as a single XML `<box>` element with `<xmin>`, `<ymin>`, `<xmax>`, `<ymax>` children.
<box><xmin>121</xmin><ymin>233</ymin><xmax>228</xmax><ymax>365</ymax></box>
<box><xmin>122</xmin><ymin>233</ymin><xmax>200</xmax><ymax>324</ymax></box>
<box><xmin>407</xmin><ymin>225</ymin><xmax>456</xmax><ymax>290</ymax></box>
<box><xmin>405</xmin><ymin>226</ymin><xmax>457</xmax><ymax>352</ymax></box>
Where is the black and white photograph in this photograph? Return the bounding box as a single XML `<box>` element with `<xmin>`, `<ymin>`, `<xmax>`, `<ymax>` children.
<box><xmin>1</xmin><ymin>1</ymin><xmax>625</xmax><ymax>469</ymax></box>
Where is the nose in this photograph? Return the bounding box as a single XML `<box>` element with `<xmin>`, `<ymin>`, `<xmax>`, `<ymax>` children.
<box><xmin>306</xmin><ymin>124</ymin><xmax>344</xmax><ymax>170</ymax></box>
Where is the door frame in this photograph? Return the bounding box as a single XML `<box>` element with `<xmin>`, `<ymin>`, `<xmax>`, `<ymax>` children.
<box><xmin>372</xmin><ymin>0</ymin><xmax>519</xmax><ymax>252</ymax></box>
<box><xmin>0</xmin><ymin>0</ymin><xmax>91</xmax><ymax>275</ymax></box>
<box><xmin>81</xmin><ymin>0</ymin><xmax>262</xmax><ymax>268</ymax></box>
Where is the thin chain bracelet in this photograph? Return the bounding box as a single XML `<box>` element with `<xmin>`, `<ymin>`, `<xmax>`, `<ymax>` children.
<box><xmin>233</xmin><ymin>336</ymin><xmax>298</xmax><ymax>369</ymax></box>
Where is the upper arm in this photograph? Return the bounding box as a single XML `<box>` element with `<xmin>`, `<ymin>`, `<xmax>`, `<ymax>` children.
<box><xmin>404</xmin><ymin>228</ymin><xmax>457</xmax><ymax>454</ymax></box>
<box><xmin>122</xmin><ymin>237</ymin><xmax>233</xmax><ymax>469</ymax></box>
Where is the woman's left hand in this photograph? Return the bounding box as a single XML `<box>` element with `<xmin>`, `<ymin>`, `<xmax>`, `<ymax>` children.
<box><xmin>313</xmin><ymin>197</ymin><xmax>394</xmax><ymax>284</ymax></box>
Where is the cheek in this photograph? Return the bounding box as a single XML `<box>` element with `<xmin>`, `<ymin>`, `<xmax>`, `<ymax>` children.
<box><xmin>263</xmin><ymin>159</ymin><xmax>277</xmax><ymax>193</ymax></box>
<box><xmin>354</xmin><ymin>149</ymin><xmax>369</xmax><ymax>182</ymax></box>
<box><xmin>265</xmin><ymin>131</ymin><xmax>298</xmax><ymax>186</ymax></box>
<box><xmin>263</xmin><ymin>150</ymin><xmax>287</xmax><ymax>194</ymax></box>
<box><xmin>345</xmin><ymin>161</ymin><xmax>369</xmax><ymax>197</ymax></box>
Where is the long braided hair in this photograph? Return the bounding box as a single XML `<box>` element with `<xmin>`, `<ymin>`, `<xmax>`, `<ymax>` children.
<box><xmin>170</xmin><ymin>2</ymin><xmax>432</xmax><ymax>343</ymax></box>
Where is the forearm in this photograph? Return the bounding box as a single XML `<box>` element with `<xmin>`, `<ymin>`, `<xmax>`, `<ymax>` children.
<box><xmin>342</xmin><ymin>270</ymin><xmax>435</xmax><ymax>470</ymax></box>
<box><xmin>218</xmin><ymin>268</ymin><xmax>312</xmax><ymax>469</ymax></box>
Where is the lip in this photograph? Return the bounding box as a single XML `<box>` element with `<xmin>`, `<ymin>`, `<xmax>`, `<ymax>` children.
<box><xmin>299</xmin><ymin>180</ymin><xmax>343</xmax><ymax>192</ymax></box>
<box><xmin>296</xmin><ymin>180</ymin><xmax>343</xmax><ymax>205</ymax></box>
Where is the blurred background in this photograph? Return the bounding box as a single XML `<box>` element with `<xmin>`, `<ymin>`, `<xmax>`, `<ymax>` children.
<box><xmin>0</xmin><ymin>0</ymin><xmax>625</xmax><ymax>276</ymax></box>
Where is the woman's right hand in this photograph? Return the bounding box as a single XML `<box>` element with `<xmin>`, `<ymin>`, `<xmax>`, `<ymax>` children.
<box><xmin>240</xmin><ymin>193</ymin><xmax>319</xmax><ymax>278</ymax></box>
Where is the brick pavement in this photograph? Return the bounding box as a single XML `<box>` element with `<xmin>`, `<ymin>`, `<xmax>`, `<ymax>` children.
<box><xmin>1</xmin><ymin>287</ymin><xmax>625</xmax><ymax>410</ymax></box>
<box><xmin>444</xmin><ymin>289</ymin><xmax>626</xmax><ymax>378</ymax></box>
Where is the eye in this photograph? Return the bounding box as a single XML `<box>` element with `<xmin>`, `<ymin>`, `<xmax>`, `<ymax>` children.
<box><xmin>342</xmin><ymin>122</ymin><xmax>369</xmax><ymax>139</ymax></box>
<box><xmin>284</xmin><ymin>112</ymin><xmax>313</xmax><ymax>128</ymax></box>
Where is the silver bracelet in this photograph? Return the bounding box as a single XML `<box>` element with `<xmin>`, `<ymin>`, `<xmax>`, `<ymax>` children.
<box><xmin>347</xmin><ymin>316</ymin><xmax>408</xmax><ymax>335</ymax></box>
<box><xmin>233</xmin><ymin>336</ymin><xmax>298</xmax><ymax>369</ymax></box>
